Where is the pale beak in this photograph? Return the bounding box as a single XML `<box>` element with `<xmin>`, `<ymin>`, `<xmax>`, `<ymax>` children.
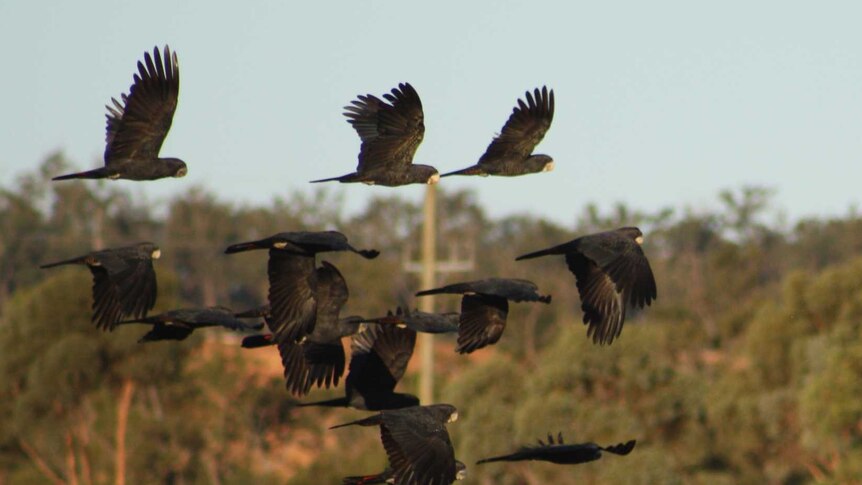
<box><xmin>635</xmin><ymin>236</ymin><xmax>644</xmax><ymax>245</ymax></box>
<box><xmin>448</xmin><ymin>411</ymin><xmax>459</xmax><ymax>423</ymax></box>
<box><xmin>543</xmin><ymin>161</ymin><xmax>555</xmax><ymax>172</ymax></box>
<box><xmin>273</xmin><ymin>241</ymin><xmax>288</xmax><ymax>249</ymax></box>
<box><xmin>428</xmin><ymin>174</ymin><xmax>441</xmax><ymax>185</ymax></box>
<box><xmin>174</xmin><ymin>167</ymin><xmax>188</xmax><ymax>178</ymax></box>
<box><xmin>151</xmin><ymin>249</ymin><xmax>161</xmax><ymax>259</ymax></box>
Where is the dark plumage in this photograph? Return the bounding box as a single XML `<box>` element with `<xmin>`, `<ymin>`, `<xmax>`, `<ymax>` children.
<box><xmin>331</xmin><ymin>404</ymin><xmax>460</xmax><ymax>485</ymax></box>
<box><xmin>516</xmin><ymin>227</ymin><xmax>657</xmax><ymax>345</ymax></box>
<box><xmin>53</xmin><ymin>46</ymin><xmax>186</xmax><ymax>182</ymax></box>
<box><xmin>342</xmin><ymin>461</ymin><xmax>467</xmax><ymax>484</ymax></box>
<box><xmin>117</xmin><ymin>306</ymin><xmax>263</xmax><ymax>342</ymax></box>
<box><xmin>241</xmin><ymin>262</ymin><xmax>363</xmax><ymax>395</ymax></box>
<box><xmin>311</xmin><ymin>83</ymin><xmax>439</xmax><ymax>187</ymax></box>
<box><xmin>298</xmin><ymin>322</ymin><xmax>418</xmax><ymax>410</ymax></box>
<box><xmin>415</xmin><ymin>278</ymin><xmax>551</xmax><ymax>354</ymax></box>
<box><xmin>476</xmin><ymin>433</ymin><xmax>636</xmax><ymax>465</ymax></box>
<box><xmin>224</xmin><ymin>231</ymin><xmax>378</xmax><ymax>344</ymax></box>
<box><xmin>442</xmin><ymin>87</ymin><xmax>554</xmax><ymax>178</ymax></box>
<box><xmin>363</xmin><ymin>306</ymin><xmax>459</xmax><ymax>334</ymax></box>
<box><xmin>40</xmin><ymin>242</ymin><xmax>159</xmax><ymax>331</ymax></box>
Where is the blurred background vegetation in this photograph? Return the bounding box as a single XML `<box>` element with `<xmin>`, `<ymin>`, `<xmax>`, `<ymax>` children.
<box><xmin>2</xmin><ymin>153</ymin><xmax>861</xmax><ymax>484</ymax></box>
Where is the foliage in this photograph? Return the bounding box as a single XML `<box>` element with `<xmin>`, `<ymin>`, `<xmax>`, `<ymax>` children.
<box><xmin>2</xmin><ymin>154</ymin><xmax>862</xmax><ymax>483</ymax></box>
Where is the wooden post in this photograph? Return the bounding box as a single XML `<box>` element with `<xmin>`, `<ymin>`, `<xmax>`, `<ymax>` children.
<box><xmin>418</xmin><ymin>185</ymin><xmax>437</xmax><ymax>404</ymax></box>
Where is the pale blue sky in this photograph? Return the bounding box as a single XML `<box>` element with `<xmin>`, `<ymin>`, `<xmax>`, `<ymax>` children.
<box><xmin>2</xmin><ymin>1</ymin><xmax>861</xmax><ymax>225</ymax></box>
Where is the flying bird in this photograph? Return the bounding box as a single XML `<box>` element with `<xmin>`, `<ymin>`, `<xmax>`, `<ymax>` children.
<box><xmin>53</xmin><ymin>46</ymin><xmax>187</xmax><ymax>182</ymax></box>
<box><xmin>342</xmin><ymin>461</ymin><xmax>467</xmax><ymax>484</ymax></box>
<box><xmin>476</xmin><ymin>433</ymin><xmax>636</xmax><ymax>465</ymax></box>
<box><xmin>363</xmin><ymin>306</ymin><xmax>459</xmax><ymax>334</ymax></box>
<box><xmin>311</xmin><ymin>82</ymin><xmax>439</xmax><ymax>187</ymax></box>
<box><xmin>331</xmin><ymin>404</ymin><xmax>461</xmax><ymax>485</ymax></box>
<box><xmin>241</xmin><ymin>261</ymin><xmax>364</xmax><ymax>395</ymax></box>
<box><xmin>225</xmin><ymin>231</ymin><xmax>378</xmax><ymax>344</ymax></box>
<box><xmin>442</xmin><ymin>86</ymin><xmax>554</xmax><ymax>178</ymax></box>
<box><xmin>117</xmin><ymin>306</ymin><xmax>263</xmax><ymax>342</ymax></box>
<box><xmin>298</xmin><ymin>321</ymin><xmax>419</xmax><ymax>410</ymax></box>
<box><xmin>40</xmin><ymin>242</ymin><xmax>160</xmax><ymax>331</ymax></box>
<box><xmin>516</xmin><ymin>227</ymin><xmax>657</xmax><ymax>345</ymax></box>
<box><xmin>415</xmin><ymin>278</ymin><xmax>551</xmax><ymax>354</ymax></box>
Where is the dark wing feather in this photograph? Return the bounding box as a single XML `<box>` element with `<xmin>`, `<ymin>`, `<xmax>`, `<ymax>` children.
<box><xmin>566</xmin><ymin>235</ymin><xmax>657</xmax><ymax>345</ymax></box>
<box><xmin>456</xmin><ymin>294</ymin><xmax>508</xmax><ymax>354</ymax></box>
<box><xmin>344</xmin><ymin>83</ymin><xmax>425</xmax><ymax>172</ymax></box>
<box><xmin>314</xmin><ymin>261</ymin><xmax>349</xmax><ymax>335</ymax></box>
<box><xmin>566</xmin><ymin>252</ymin><xmax>625</xmax><ymax>345</ymax></box>
<box><xmin>105</xmin><ymin>46</ymin><xmax>179</xmax><ymax>164</ymax></box>
<box><xmin>303</xmin><ymin>341</ymin><xmax>346</xmax><ymax>390</ymax></box>
<box><xmin>576</xmin><ymin>235</ymin><xmax>657</xmax><ymax>309</ymax></box>
<box><xmin>478</xmin><ymin>87</ymin><xmax>554</xmax><ymax>165</ymax></box>
<box><xmin>90</xmin><ymin>266</ymin><xmax>125</xmax><ymax>331</ymax></box>
<box><xmin>267</xmin><ymin>250</ymin><xmax>317</xmax><ymax>343</ymax></box>
<box><xmin>381</xmin><ymin>414</ymin><xmax>456</xmax><ymax>485</ymax></box>
<box><xmin>348</xmin><ymin>324</ymin><xmax>416</xmax><ymax>396</ymax></box>
<box><xmin>90</xmin><ymin>254</ymin><xmax>156</xmax><ymax>331</ymax></box>
<box><xmin>277</xmin><ymin>340</ymin><xmax>312</xmax><ymax>396</ymax></box>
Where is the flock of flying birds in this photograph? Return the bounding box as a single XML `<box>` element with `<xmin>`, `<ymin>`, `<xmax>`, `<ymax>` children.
<box><xmin>39</xmin><ymin>46</ymin><xmax>658</xmax><ymax>484</ymax></box>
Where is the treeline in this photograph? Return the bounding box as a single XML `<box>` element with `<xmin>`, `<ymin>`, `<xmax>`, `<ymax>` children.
<box><xmin>1</xmin><ymin>153</ymin><xmax>861</xmax><ymax>484</ymax></box>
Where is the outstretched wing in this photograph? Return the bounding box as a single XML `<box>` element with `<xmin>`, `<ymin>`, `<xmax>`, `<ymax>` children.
<box><xmin>567</xmin><ymin>237</ymin><xmax>656</xmax><ymax>345</ymax></box>
<box><xmin>90</xmin><ymin>253</ymin><xmax>157</xmax><ymax>331</ymax></box>
<box><xmin>348</xmin><ymin>324</ymin><xmax>416</xmax><ymax>396</ymax></box>
<box><xmin>381</xmin><ymin>414</ymin><xmax>457</xmax><ymax>485</ymax></box>
<box><xmin>456</xmin><ymin>294</ymin><xmax>508</xmax><ymax>354</ymax></box>
<box><xmin>105</xmin><ymin>46</ymin><xmax>180</xmax><ymax>165</ymax></box>
<box><xmin>315</xmin><ymin>261</ymin><xmax>349</xmax><ymax>329</ymax></box>
<box><xmin>267</xmin><ymin>250</ymin><xmax>317</xmax><ymax>343</ymax></box>
<box><xmin>478</xmin><ymin>86</ymin><xmax>554</xmax><ymax>165</ymax></box>
<box><xmin>344</xmin><ymin>83</ymin><xmax>425</xmax><ymax>172</ymax></box>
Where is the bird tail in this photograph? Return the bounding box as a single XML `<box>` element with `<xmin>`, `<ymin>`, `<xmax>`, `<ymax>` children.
<box><xmin>297</xmin><ymin>397</ymin><xmax>350</xmax><ymax>408</ymax></box>
<box><xmin>241</xmin><ymin>334</ymin><xmax>276</xmax><ymax>348</ymax></box>
<box><xmin>310</xmin><ymin>173</ymin><xmax>360</xmax><ymax>184</ymax></box>
<box><xmin>602</xmin><ymin>440</ymin><xmax>637</xmax><ymax>456</ymax></box>
<box><xmin>440</xmin><ymin>165</ymin><xmax>484</xmax><ymax>177</ymax></box>
<box><xmin>329</xmin><ymin>414</ymin><xmax>381</xmax><ymax>430</ymax></box>
<box><xmin>341</xmin><ymin>473</ymin><xmax>386</xmax><ymax>485</ymax></box>
<box><xmin>224</xmin><ymin>239</ymin><xmax>270</xmax><ymax>254</ymax></box>
<box><xmin>115</xmin><ymin>316</ymin><xmax>156</xmax><ymax>325</ymax></box>
<box><xmin>414</xmin><ymin>287</ymin><xmax>446</xmax><ymax>297</ymax></box>
<box><xmin>52</xmin><ymin>167</ymin><xmax>114</xmax><ymax>181</ymax></box>
<box><xmin>515</xmin><ymin>242</ymin><xmax>571</xmax><ymax>261</ymax></box>
<box><xmin>39</xmin><ymin>255</ymin><xmax>87</xmax><ymax>269</ymax></box>
<box><xmin>476</xmin><ymin>451</ymin><xmax>530</xmax><ymax>464</ymax></box>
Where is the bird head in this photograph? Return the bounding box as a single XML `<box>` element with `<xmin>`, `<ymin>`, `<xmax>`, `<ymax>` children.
<box><xmin>428</xmin><ymin>403</ymin><xmax>459</xmax><ymax>423</ymax></box>
<box><xmin>137</xmin><ymin>242</ymin><xmax>161</xmax><ymax>259</ymax></box>
<box><xmin>526</xmin><ymin>154</ymin><xmax>554</xmax><ymax>174</ymax></box>
<box><xmin>412</xmin><ymin>165</ymin><xmax>440</xmax><ymax>185</ymax></box>
<box><xmin>618</xmin><ymin>227</ymin><xmax>645</xmax><ymax>245</ymax></box>
<box><xmin>455</xmin><ymin>461</ymin><xmax>467</xmax><ymax>480</ymax></box>
<box><xmin>164</xmin><ymin>158</ymin><xmax>188</xmax><ymax>178</ymax></box>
